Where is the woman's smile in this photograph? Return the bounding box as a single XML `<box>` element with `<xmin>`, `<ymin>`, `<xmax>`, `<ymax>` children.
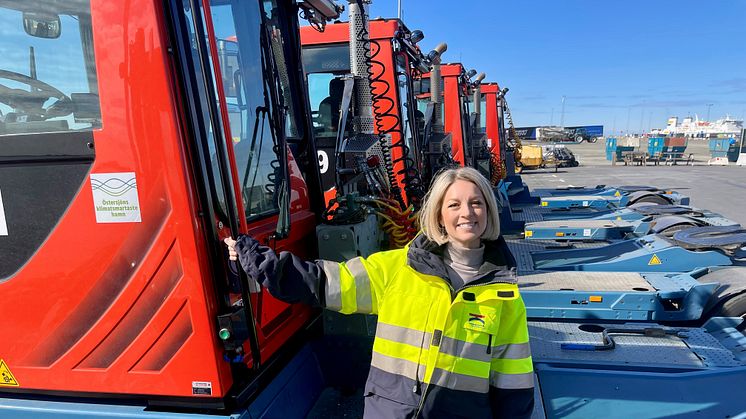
<box><xmin>440</xmin><ymin>179</ymin><xmax>488</xmax><ymax>248</ymax></box>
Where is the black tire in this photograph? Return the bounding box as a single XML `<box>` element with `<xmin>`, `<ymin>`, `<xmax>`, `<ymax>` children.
<box><xmin>631</xmin><ymin>194</ymin><xmax>669</xmax><ymax>205</ymax></box>
<box><xmin>657</xmin><ymin>223</ymin><xmax>696</xmax><ymax>237</ymax></box>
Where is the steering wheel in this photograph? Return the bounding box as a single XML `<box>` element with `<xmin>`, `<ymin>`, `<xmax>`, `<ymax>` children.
<box><xmin>0</xmin><ymin>69</ymin><xmax>73</xmax><ymax>119</ymax></box>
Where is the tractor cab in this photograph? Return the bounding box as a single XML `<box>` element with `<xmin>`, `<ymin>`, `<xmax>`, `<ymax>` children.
<box><xmin>0</xmin><ymin>0</ymin><xmax>341</xmax><ymax>413</ymax></box>
<box><xmin>415</xmin><ymin>63</ymin><xmax>475</xmax><ymax>169</ymax></box>
<box><xmin>300</xmin><ymin>18</ymin><xmax>435</xmax><ymax>210</ymax></box>
<box><xmin>414</xmin><ymin>62</ymin><xmax>491</xmax><ymax>182</ymax></box>
<box><xmin>465</xmin><ymin>71</ymin><xmax>492</xmax><ymax>178</ymax></box>
<box><xmin>481</xmin><ymin>82</ymin><xmax>510</xmax><ymax>182</ymax></box>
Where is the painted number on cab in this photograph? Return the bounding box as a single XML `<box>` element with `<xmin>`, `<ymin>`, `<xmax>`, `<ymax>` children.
<box><xmin>318</xmin><ymin>150</ymin><xmax>329</xmax><ymax>174</ymax></box>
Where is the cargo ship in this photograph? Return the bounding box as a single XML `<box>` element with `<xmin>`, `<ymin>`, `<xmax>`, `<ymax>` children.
<box><xmin>650</xmin><ymin>115</ymin><xmax>743</xmax><ymax>138</ymax></box>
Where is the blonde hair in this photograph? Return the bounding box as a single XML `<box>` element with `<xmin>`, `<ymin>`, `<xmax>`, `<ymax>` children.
<box><xmin>419</xmin><ymin>167</ymin><xmax>501</xmax><ymax>245</ymax></box>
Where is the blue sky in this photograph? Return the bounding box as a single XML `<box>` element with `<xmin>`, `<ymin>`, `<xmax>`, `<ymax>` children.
<box><xmin>349</xmin><ymin>0</ymin><xmax>746</xmax><ymax>135</ymax></box>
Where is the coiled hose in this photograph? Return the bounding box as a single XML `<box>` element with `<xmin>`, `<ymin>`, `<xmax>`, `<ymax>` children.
<box><xmin>368</xmin><ymin>198</ymin><xmax>418</xmax><ymax>248</ymax></box>
<box><xmin>503</xmin><ymin>98</ymin><xmax>523</xmax><ymax>169</ymax></box>
<box><xmin>368</xmin><ymin>39</ymin><xmax>425</xmax><ymax>208</ymax></box>
<box><xmin>344</xmin><ymin>1</ymin><xmax>417</xmax><ymax>247</ymax></box>
<box><xmin>355</xmin><ymin>0</ymin><xmax>404</xmax><ymax>208</ymax></box>
<box><xmin>489</xmin><ymin>154</ymin><xmax>503</xmax><ymax>186</ymax></box>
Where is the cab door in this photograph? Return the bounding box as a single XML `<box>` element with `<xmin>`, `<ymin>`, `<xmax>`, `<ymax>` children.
<box><xmin>188</xmin><ymin>0</ymin><xmax>317</xmax><ymax>364</ymax></box>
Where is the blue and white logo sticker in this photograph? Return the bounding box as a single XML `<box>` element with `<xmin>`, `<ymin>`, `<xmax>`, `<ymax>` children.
<box><xmin>90</xmin><ymin>172</ymin><xmax>142</xmax><ymax>223</ymax></box>
<box><xmin>0</xmin><ymin>187</ymin><xmax>7</xmax><ymax>236</ymax></box>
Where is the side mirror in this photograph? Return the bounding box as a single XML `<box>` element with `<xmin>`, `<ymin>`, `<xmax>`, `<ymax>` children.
<box><xmin>23</xmin><ymin>12</ymin><xmax>61</xmax><ymax>39</ymax></box>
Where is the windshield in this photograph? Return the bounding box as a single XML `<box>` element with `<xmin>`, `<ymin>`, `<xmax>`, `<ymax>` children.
<box><xmin>206</xmin><ymin>0</ymin><xmax>296</xmax><ymax>219</ymax></box>
<box><xmin>479</xmin><ymin>95</ymin><xmax>487</xmax><ymax>134</ymax></box>
<box><xmin>395</xmin><ymin>51</ymin><xmax>419</xmax><ymax>156</ymax></box>
<box><xmin>0</xmin><ymin>0</ymin><xmax>101</xmax><ymax>136</ymax></box>
<box><xmin>302</xmin><ymin>44</ymin><xmax>350</xmax><ymax>137</ymax></box>
<box><xmin>414</xmin><ymin>76</ymin><xmax>443</xmax><ymax>125</ymax></box>
<box><xmin>460</xmin><ymin>86</ymin><xmax>471</xmax><ymax>140</ymax></box>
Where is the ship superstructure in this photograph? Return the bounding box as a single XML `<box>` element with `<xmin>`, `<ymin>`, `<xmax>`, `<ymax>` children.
<box><xmin>650</xmin><ymin>115</ymin><xmax>743</xmax><ymax>138</ymax></box>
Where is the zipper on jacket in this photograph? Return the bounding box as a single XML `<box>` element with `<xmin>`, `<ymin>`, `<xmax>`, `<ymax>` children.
<box><xmin>414</xmin><ymin>273</ymin><xmax>516</xmax><ymax>416</ymax></box>
<box><xmin>414</xmin><ymin>330</ymin><xmax>440</xmax><ymax>416</ymax></box>
<box><xmin>412</xmin><ymin>303</ymin><xmax>436</xmax><ymax>395</ymax></box>
<box><xmin>486</xmin><ymin>334</ymin><xmax>492</xmax><ymax>354</ymax></box>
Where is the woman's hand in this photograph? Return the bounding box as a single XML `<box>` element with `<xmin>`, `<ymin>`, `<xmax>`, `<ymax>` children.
<box><xmin>224</xmin><ymin>237</ymin><xmax>238</xmax><ymax>261</ymax></box>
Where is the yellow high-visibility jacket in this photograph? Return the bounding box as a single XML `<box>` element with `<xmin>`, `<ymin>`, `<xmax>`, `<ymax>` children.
<box><xmin>234</xmin><ymin>234</ymin><xmax>534</xmax><ymax>418</ymax></box>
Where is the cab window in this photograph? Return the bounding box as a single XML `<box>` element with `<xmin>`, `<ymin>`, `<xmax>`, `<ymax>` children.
<box><xmin>479</xmin><ymin>95</ymin><xmax>487</xmax><ymax>134</ymax></box>
<box><xmin>302</xmin><ymin>44</ymin><xmax>350</xmax><ymax>138</ymax></box>
<box><xmin>209</xmin><ymin>0</ymin><xmax>285</xmax><ymax>219</ymax></box>
<box><xmin>0</xmin><ymin>0</ymin><xmax>101</xmax><ymax>136</ymax></box>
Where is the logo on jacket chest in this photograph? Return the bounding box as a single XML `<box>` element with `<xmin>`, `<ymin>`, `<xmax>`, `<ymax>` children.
<box><xmin>468</xmin><ymin>313</ymin><xmax>487</xmax><ymax>329</ymax></box>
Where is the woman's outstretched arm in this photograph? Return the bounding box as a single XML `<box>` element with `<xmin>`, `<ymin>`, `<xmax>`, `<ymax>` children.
<box><xmin>225</xmin><ymin>235</ymin><xmax>328</xmax><ymax>307</ymax></box>
<box><xmin>224</xmin><ymin>236</ymin><xmax>399</xmax><ymax>314</ymax></box>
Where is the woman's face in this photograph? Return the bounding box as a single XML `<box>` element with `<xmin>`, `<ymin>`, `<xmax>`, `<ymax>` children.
<box><xmin>439</xmin><ymin>179</ymin><xmax>488</xmax><ymax>249</ymax></box>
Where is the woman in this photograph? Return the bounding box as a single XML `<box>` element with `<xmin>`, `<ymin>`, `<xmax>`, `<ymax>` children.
<box><xmin>225</xmin><ymin>167</ymin><xmax>534</xmax><ymax>418</ymax></box>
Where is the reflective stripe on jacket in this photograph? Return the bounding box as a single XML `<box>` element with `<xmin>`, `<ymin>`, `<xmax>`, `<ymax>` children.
<box><xmin>234</xmin><ymin>234</ymin><xmax>534</xmax><ymax>418</ymax></box>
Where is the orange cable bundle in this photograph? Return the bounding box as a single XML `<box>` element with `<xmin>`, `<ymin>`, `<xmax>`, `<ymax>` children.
<box><xmin>372</xmin><ymin>199</ymin><xmax>418</xmax><ymax>248</ymax></box>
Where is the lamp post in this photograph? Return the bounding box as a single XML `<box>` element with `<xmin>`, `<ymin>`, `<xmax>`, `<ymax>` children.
<box><xmin>626</xmin><ymin>106</ymin><xmax>631</xmax><ymax>136</ymax></box>
<box><xmin>560</xmin><ymin>95</ymin><xmax>566</xmax><ymax>128</ymax></box>
<box><xmin>706</xmin><ymin>103</ymin><xmax>714</xmax><ymax>122</ymax></box>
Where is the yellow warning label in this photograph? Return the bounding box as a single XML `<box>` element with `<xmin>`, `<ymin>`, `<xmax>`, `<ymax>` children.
<box><xmin>0</xmin><ymin>360</ymin><xmax>19</xmax><ymax>387</ymax></box>
<box><xmin>616</xmin><ymin>216</ymin><xmax>622</xmax><ymax>221</ymax></box>
<box><xmin>648</xmin><ymin>254</ymin><xmax>662</xmax><ymax>266</ymax></box>
<box><xmin>541</xmin><ymin>201</ymin><xmax>548</xmax><ymax>207</ymax></box>
<box><xmin>614</xmin><ymin>191</ymin><xmax>621</xmax><ymax>197</ymax></box>
<box><xmin>524</xmin><ymin>230</ymin><xmax>533</xmax><ymax>237</ymax></box>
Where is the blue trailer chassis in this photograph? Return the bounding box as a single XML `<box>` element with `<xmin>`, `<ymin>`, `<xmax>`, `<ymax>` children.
<box><xmin>520</xmin><ymin>270</ymin><xmax>718</xmax><ymax>321</ymax></box>
<box><xmin>524</xmin><ymin>212</ymin><xmax>737</xmax><ymax>242</ymax></box>
<box><xmin>531</xmin><ymin>234</ymin><xmax>734</xmax><ymax>273</ymax></box>
<box><xmin>532</xmin><ymin>317</ymin><xmax>746</xmax><ymax>419</ymax></box>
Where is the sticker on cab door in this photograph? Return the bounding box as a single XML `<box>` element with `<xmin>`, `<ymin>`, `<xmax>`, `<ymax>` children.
<box><xmin>192</xmin><ymin>381</ymin><xmax>212</xmax><ymax>395</ymax></box>
<box><xmin>0</xmin><ymin>187</ymin><xmax>7</xmax><ymax>236</ymax></box>
<box><xmin>90</xmin><ymin>172</ymin><xmax>142</xmax><ymax>223</ymax></box>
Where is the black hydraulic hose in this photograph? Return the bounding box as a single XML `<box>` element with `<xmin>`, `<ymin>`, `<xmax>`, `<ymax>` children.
<box><xmin>259</xmin><ymin>18</ymin><xmax>290</xmax><ymax>239</ymax></box>
<box><xmin>353</xmin><ymin>0</ymin><xmax>406</xmax><ymax>209</ymax></box>
<box><xmin>368</xmin><ymin>40</ymin><xmax>425</xmax><ymax>207</ymax></box>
